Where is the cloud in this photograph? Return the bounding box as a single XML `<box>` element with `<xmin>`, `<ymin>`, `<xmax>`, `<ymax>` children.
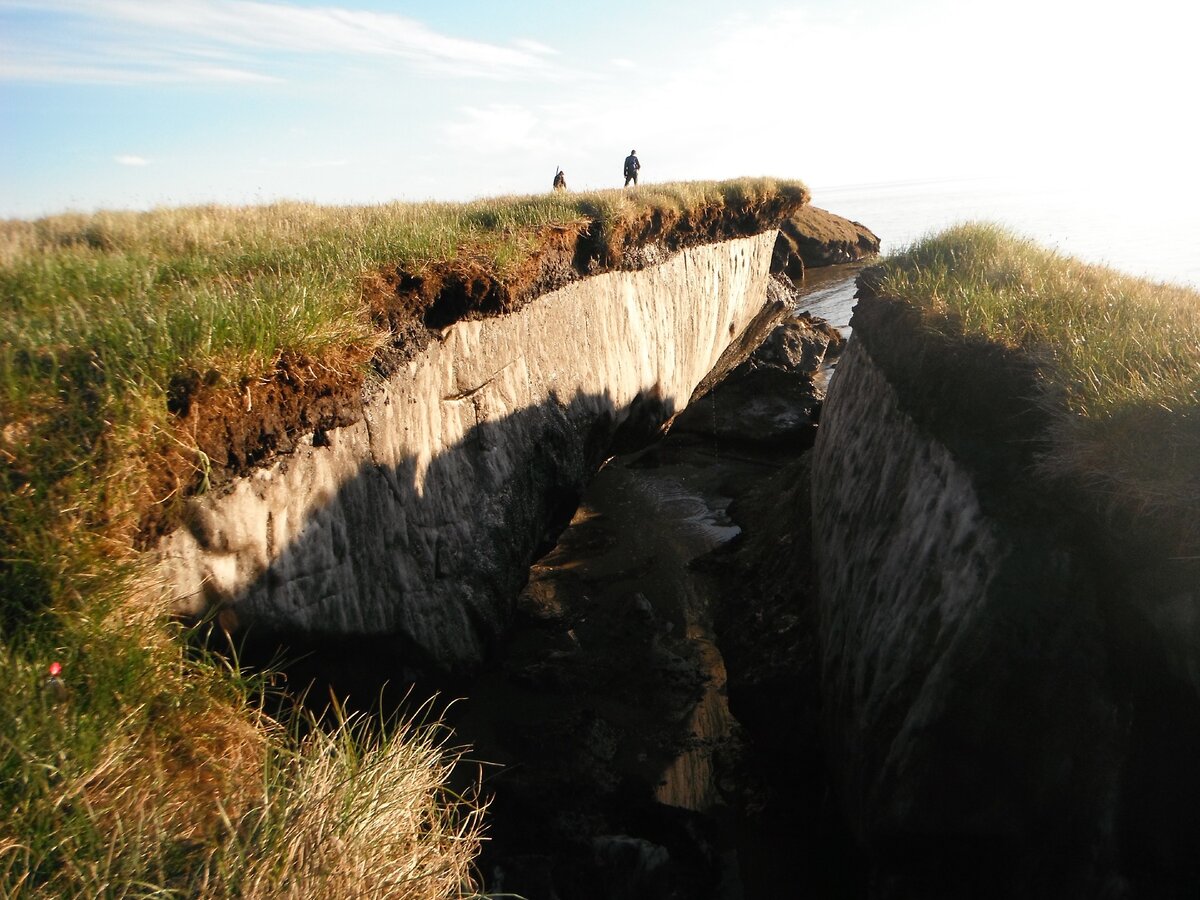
<box><xmin>114</xmin><ymin>154</ymin><xmax>150</xmax><ymax>166</ymax></box>
<box><xmin>0</xmin><ymin>53</ymin><xmax>284</xmax><ymax>85</ymax></box>
<box><xmin>0</xmin><ymin>0</ymin><xmax>560</xmax><ymax>84</ymax></box>
<box><xmin>442</xmin><ymin>104</ymin><xmax>549</xmax><ymax>156</ymax></box>
<box><xmin>511</xmin><ymin>38</ymin><xmax>558</xmax><ymax>57</ymax></box>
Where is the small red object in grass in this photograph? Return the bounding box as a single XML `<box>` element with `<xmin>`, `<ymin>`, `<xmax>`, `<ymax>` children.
<box><xmin>44</xmin><ymin>661</ymin><xmax>68</xmax><ymax>704</ymax></box>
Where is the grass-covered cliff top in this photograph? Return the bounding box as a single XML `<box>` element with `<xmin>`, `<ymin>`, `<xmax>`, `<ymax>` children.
<box><xmin>2</xmin><ymin>178</ymin><xmax>808</xmax><ymax>525</ymax></box>
<box><xmin>0</xmin><ymin>178</ymin><xmax>806</xmax><ymax>897</ymax></box>
<box><xmin>1</xmin><ymin>178</ymin><xmax>807</xmax><ymax>397</ymax></box>
<box><xmin>863</xmin><ymin>223</ymin><xmax>1200</xmax><ymax>548</ymax></box>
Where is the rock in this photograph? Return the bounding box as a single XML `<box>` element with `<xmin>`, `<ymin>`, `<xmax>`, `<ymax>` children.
<box><xmin>752</xmin><ymin>312</ymin><xmax>846</xmax><ymax>373</ymax></box>
<box><xmin>670</xmin><ymin>366</ymin><xmax>821</xmax><ymax>448</ymax></box>
<box><xmin>670</xmin><ymin>310</ymin><xmax>841</xmax><ymax>449</ymax></box>
<box><xmin>590</xmin><ymin>836</ymin><xmax>672</xmax><ymax>898</ymax></box>
<box><xmin>771</xmin><ymin>232</ymin><xmax>806</xmax><ymax>283</ymax></box>
<box><xmin>771</xmin><ymin>205</ymin><xmax>881</xmax><ymax>284</ymax></box>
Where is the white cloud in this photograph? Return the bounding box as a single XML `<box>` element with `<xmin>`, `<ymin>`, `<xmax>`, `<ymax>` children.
<box><xmin>0</xmin><ymin>0</ymin><xmax>560</xmax><ymax>84</ymax></box>
<box><xmin>178</xmin><ymin>64</ymin><xmax>283</xmax><ymax>84</ymax></box>
<box><xmin>442</xmin><ymin>104</ymin><xmax>549</xmax><ymax>155</ymax></box>
<box><xmin>511</xmin><ymin>38</ymin><xmax>558</xmax><ymax>57</ymax></box>
<box><xmin>0</xmin><ymin>54</ymin><xmax>282</xmax><ymax>85</ymax></box>
<box><xmin>114</xmin><ymin>154</ymin><xmax>150</xmax><ymax>166</ymax></box>
<box><xmin>300</xmin><ymin>159</ymin><xmax>349</xmax><ymax>170</ymax></box>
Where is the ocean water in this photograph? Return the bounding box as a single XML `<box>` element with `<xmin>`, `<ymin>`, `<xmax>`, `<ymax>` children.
<box><xmin>809</xmin><ymin>175</ymin><xmax>1200</xmax><ymax>290</ymax></box>
<box><xmin>790</xmin><ymin>264</ymin><xmax>863</xmax><ymax>334</ymax></box>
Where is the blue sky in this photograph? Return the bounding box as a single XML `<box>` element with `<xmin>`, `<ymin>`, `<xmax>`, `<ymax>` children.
<box><xmin>1</xmin><ymin>0</ymin><xmax>1196</xmax><ymax>219</ymax></box>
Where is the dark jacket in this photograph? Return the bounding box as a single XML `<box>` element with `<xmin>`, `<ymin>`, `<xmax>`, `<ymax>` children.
<box><xmin>624</xmin><ymin>154</ymin><xmax>640</xmax><ymax>177</ymax></box>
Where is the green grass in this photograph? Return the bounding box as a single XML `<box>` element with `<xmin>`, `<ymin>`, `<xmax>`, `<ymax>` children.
<box><xmin>1</xmin><ymin>613</ymin><xmax>486</xmax><ymax>898</ymax></box>
<box><xmin>0</xmin><ymin>178</ymin><xmax>808</xmax><ymax>398</ymax></box>
<box><xmin>873</xmin><ymin>222</ymin><xmax>1200</xmax><ymax>524</ymax></box>
<box><xmin>0</xmin><ymin>178</ymin><xmax>806</xmax><ymax>896</ymax></box>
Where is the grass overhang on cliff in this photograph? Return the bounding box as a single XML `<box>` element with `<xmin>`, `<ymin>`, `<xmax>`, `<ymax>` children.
<box><xmin>1</xmin><ymin>177</ymin><xmax>809</xmax><ymax>550</ymax></box>
<box><xmin>859</xmin><ymin>222</ymin><xmax>1200</xmax><ymax>552</ymax></box>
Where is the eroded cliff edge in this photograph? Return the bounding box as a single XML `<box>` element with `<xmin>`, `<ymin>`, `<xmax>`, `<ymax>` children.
<box><xmin>158</xmin><ymin>232</ymin><xmax>781</xmax><ymax>670</ymax></box>
<box><xmin>809</xmin><ymin>286</ymin><xmax>1200</xmax><ymax>898</ymax></box>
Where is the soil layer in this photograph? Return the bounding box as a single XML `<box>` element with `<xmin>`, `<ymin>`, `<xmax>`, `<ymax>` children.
<box><xmin>145</xmin><ymin>198</ymin><xmax>808</xmax><ymax>546</ymax></box>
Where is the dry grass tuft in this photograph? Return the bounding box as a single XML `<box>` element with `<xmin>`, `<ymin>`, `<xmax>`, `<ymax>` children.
<box><xmin>1</xmin><ymin>565</ymin><xmax>484</xmax><ymax>898</ymax></box>
<box><xmin>230</xmin><ymin>710</ymin><xmax>485</xmax><ymax>900</ymax></box>
<box><xmin>79</xmin><ymin>697</ymin><xmax>270</xmax><ymax>847</ymax></box>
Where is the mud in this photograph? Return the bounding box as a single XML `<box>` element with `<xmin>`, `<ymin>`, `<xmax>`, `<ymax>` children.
<box><xmin>441</xmin><ymin>305</ymin><xmax>853</xmax><ymax>899</ymax></box>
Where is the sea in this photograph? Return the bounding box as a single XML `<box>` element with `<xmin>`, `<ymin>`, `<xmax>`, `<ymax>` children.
<box><xmin>793</xmin><ymin>173</ymin><xmax>1200</xmax><ymax>332</ymax></box>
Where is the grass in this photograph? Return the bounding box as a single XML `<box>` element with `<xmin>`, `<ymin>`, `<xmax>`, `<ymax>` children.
<box><xmin>0</xmin><ymin>608</ymin><xmax>486</xmax><ymax>898</ymax></box>
<box><xmin>871</xmin><ymin>222</ymin><xmax>1200</xmax><ymax>536</ymax></box>
<box><xmin>0</xmin><ymin>178</ymin><xmax>806</xmax><ymax>896</ymax></box>
<box><xmin>0</xmin><ymin>178</ymin><xmax>808</xmax><ymax>402</ymax></box>
<box><xmin>226</xmin><ymin>704</ymin><xmax>485</xmax><ymax>899</ymax></box>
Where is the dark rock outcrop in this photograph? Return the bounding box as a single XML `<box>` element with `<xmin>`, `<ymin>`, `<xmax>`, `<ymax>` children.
<box><xmin>772</xmin><ymin>205</ymin><xmax>881</xmax><ymax>283</ymax></box>
<box><xmin>752</xmin><ymin>310</ymin><xmax>846</xmax><ymax>376</ymax></box>
<box><xmin>674</xmin><ymin>311</ymin><xmax>844</xmax><ymax>447</ymax></box>
<box><xmin>455</xmin><ymin>310</ymin><xmax>839</xmax><ymax>899</ymax></box>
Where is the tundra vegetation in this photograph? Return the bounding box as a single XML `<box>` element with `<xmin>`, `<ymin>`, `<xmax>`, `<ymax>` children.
<box><xmin>0</xmin><ymin>179</ymin><xmax>807</xmax><ymax>897</ymax></box>
<box><xmin>871</xmin><ymin>222</ymin><xmax>1200</xmax><ymax>546</ymax></box>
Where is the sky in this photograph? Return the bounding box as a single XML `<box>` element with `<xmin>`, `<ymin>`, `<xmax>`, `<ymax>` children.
<box><xmin>2</xmin><ymin>0</ymin><xmax>1198</xmax><ymax>221</ymax></box>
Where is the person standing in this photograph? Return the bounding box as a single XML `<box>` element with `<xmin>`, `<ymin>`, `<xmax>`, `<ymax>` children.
<box><xmin>623</xmin><ymin>150</ymin><xmax>640</xmax><ymax>187</ymax></box>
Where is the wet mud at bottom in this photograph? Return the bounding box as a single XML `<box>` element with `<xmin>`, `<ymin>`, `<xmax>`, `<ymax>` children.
<box><xmin>452</xmin><ymin>356</ymin><xmax>861</xmax><ymax>899</ymax></box>
<box><xmin>460</xmin><ymin>441</ymin><xmax>746</xmax><ymax>898</ymax></box>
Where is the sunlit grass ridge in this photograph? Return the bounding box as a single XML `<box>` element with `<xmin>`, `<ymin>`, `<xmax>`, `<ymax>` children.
<box><xmin>874</xmin><ymin>223</ymin><xmax>1200</xmax><ymax>419</ymax></box>
<box><xmin>873</xmin><ymin>222</ymin><xmax>1200</xmax><ymax>524</ymax></box>
<box><xmin>0</xmin><ymin>178</ymin><xmax>807</xmax><ymax>394</ymax></box>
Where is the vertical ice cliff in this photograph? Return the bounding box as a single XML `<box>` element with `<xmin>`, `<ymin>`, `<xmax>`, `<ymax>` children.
<box><xmin>810</xmin><ymin>289</ymin><xmax>1200</xmax><ymax>896</ymax></box>
<box><xmin>158</xmin><ymin>233</ymin><xmax>777</xmax><ymax>670</ymax></box>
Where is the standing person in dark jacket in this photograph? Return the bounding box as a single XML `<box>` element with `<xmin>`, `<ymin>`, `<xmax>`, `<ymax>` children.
<box><xmin>623</xmin><ymin>150</ymin><xmax>640</xmax><ymax>186</ymax></box>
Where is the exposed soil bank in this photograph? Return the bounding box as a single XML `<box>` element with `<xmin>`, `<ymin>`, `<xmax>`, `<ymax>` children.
<box><xmin>160</xmin><ymin>208</ymin><xmax>880</xmax><ymax>670</ymax></box>
<box><xmin>150</xmin><ymin>191</ymin><xmax>810</xmax><ymax>541</ymax></box>
<box><xmin>143</xmin><ymin>198</ymin><xmax>871</xmax><ymax>548</ymax></box>
<box><xmin>160</xmin><ymin>234</ymin><xmax>782</xmax><ymax>670</ymax></box>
